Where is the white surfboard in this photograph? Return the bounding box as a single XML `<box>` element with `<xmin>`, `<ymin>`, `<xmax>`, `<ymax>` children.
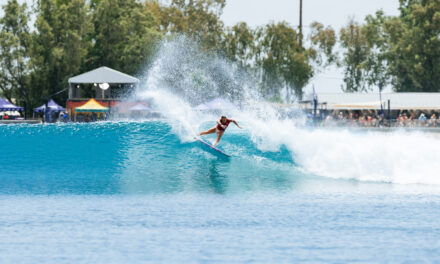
<box><xmin>197</xmin><ymin>137</ymin><xmax>231</xmax><ymax>158</ymax></box>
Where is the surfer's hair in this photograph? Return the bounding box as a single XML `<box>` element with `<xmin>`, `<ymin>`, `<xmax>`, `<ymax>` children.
<box><xmin>221</xmin><ymin>115</ymin><xmax>227</xmax><ymax>119</ymax></box>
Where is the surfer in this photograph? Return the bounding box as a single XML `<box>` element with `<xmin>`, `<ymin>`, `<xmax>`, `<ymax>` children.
<box><xmin>199</xmin><ymin>116</ymin><xmax>242</xmax><ymax>146</ymax></box>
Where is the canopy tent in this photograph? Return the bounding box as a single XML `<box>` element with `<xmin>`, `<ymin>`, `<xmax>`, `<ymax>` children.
<box><xmin>68</xmin><ymin>66</ymin><xmax>140</xmax><ymax>100</ymax></box>
<box><xmin>34</xmin><ymin>99</ymin><xmax>65</xmax><ymax>113</ymax></box>
<box><xmin>195</xmin><ymin>98</ymin><xmax>237</xmax><ymax>111</ymax></box>
<box><xmin>68</xmin><ymin>66</ymin><xmax>139</xmax><ymax>84</ymax></box>
<box><xmin>129</xmin><ymin>103</ymin><xmax>150</xmax><ymax>111</ymax></box>
<box><xmin>75</xmin><ymin>98</ymin><xmax>108</xmax><ymax>112</ymax></box>
<box><xmin>0</xmin><ymin>98</ymin><xmax>24</xmax><ymax>111</ymax></box>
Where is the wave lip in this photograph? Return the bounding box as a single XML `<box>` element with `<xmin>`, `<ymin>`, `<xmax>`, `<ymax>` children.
<box><xmin>290</xmin><ymin>128</ymin><xmax>440</xmax><ymax>185</ymax></box>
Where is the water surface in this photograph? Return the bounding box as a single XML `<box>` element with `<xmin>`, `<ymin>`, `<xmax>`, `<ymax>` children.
<box><xmin>1</xmin><ymin>122</ymin><xmax>439</xmax><ymax>263</ymax></box>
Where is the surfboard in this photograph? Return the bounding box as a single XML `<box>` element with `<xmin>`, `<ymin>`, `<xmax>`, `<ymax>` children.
<box><xmin>197</xmin><ymin>137</ymin><xmax>231</xmax><ymax>158</ymax></box>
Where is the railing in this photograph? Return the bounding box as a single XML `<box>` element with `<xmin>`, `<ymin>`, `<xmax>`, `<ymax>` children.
<box><xmin>315</xmin><ymin>118</ymin><xmax>440</xmax><ymax>128</ymax></box>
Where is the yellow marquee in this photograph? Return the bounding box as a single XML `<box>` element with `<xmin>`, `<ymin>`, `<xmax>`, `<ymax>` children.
<box><xmin>75</xmin><ymin>98</ymin><xmax>109</xmax><ymax>112</ymax></box>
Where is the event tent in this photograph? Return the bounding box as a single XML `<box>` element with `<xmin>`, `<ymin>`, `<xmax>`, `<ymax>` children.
<box><xmin>0</xmin><ymin>98</ymin><xmax>24</xmax><ymax>111</ymax></box>
<box><xmin>75</xmin><ymin>98</ymin><xmax>109</xmax><ymax>112</ymax></box>
<box><xmin>68</xmin><ymin>66</ymin><xmax>139</xmax><ymax>84</ymax></box>
<box><xmin>68</xmin><ymin>66</ymin><xmax>140</xmax><ymax>100</ymax></box>
<box><xmin>34</xmin><ymin>99</ymin><xmax>65</xmax><ymax>113</ymax></box>
<box><xmin>129</xmin><ymin>103</ymin><xmax>150</xmax><ymax>111</ymax></box>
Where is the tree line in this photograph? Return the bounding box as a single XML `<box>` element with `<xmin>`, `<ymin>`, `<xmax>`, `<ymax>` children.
<box><xmin>0</xmin><ymin>0</ymin><xmax>439</xmax><ymax>115</ymax></box>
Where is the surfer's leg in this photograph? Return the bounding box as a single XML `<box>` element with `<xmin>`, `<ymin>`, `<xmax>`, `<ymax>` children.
<box><xmin>199</xmin><ymin>127</ymin><xmax>216</xmax><ymax>136</ymax></box>
<box><xmin>213</xmin><ymin>132</ymin><xmax>223</xmax><ymax>146</ymax></box>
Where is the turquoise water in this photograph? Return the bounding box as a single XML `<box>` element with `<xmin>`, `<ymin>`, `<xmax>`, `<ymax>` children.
<box><xmin>1</xmin><ymin>122</ymin><xmax>440</xmax><ymax>263</ymax></box>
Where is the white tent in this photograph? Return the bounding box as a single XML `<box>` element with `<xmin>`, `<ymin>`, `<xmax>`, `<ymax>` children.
<box><xmin>68</xmin><ymin>66</ymin><xmax>139</xmax><ymax>99</ymax></box>
<box><xmin>68</xmin><ymin>66</ymin><xmax>139</xmax><ymax>84</ymax></box>
<box><xmin>129</xmin><ymin>104</ymin><xmax>150</xmax><ymax>111</ymax></box>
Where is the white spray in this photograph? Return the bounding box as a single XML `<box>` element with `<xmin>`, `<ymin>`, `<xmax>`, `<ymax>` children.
<box><xmin>135</xmin><ymin>37</ymin><xmax>440</xmax><ymax>185</ymax></box>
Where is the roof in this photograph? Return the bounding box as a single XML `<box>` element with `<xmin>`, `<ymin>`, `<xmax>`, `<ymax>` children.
<box><xmin>309</xmin><ymin>93</ymin><xmax>440</xmax><ymax>110</ymax></box>
<box><xmin>68</xmin><ymin>66</ymin><xmax>139</xmax><ymax>84</ymax></box>
<box><xmin>0</xmin><ymin>98</ymin><xmax>24</xmax><ymax>111</ymax></box>
<box><xmin>129</xmin><ymin>103</ymin><xmax>150</xmax><ymax>111</ymax></box>
<box><xmin>75</xmin><ymin>98</ymin><xmax>109</xmax><ymax>112</ymax></box>
<box><xmin>34</xmin><ymin>99</ymin><xmax>65</xmax><ymax>113</ymax></box>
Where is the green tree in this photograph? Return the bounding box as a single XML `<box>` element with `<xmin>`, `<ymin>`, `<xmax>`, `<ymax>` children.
<box><xmin>0</xmin><ymin>0</ymin><xmax>35</xmax><ymax>114</ymax></box>
<box><xmin>256</xmin><ymin>22</ymin><xmax>313</xmax><ymax>100</ymax></box>
<box><xmin>386</xmin><ymin>0</ymin><xmax>440</xmax><ymax>92</ymax></box>
<box><xmin>362</xmin><ymin>11</ymin><xmax>392</xmax><ymax>91</ymax></box>
<box><xmin>338</xmin><ymin>1</ymin><xmax>440</xmax><ymax>92</ymax></box>
<box><xmin>221</xmin><ymin>22</ymin><xmax>256</xmax><ymax>68</ymax></box>
<box><xmin>154</xmin><ymin>0</ymin><xmax>225</xmax><ymax>51</ymax></box>
<box><xmin>89</xmin><ymin>0</ymin><xmax>161</xmax><ymax>75</ymax></box>
<box><xmin>339</xmin><ymin>19</ymin><xmax>369</xmax><ymax>92</ymax></box>
<box><xmin>30</xmin><ymin>0</ymin><xmax>92</xmax><ymax>102</ymax></box>
<box><xmin>309</xmin><ymin>21</ymin><xmax>337</xmax><ymax>68</ymax></box>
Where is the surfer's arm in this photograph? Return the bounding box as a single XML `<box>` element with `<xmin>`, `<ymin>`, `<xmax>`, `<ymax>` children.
<box><xmin>217</xmin><ymin>119</ymin><xmax>226</xmax><ymax>129</ymax></box>
<box><xmin>231</xmin><ymin>120</ymin><xmax>242</xmax><ymax>129</ymax></box>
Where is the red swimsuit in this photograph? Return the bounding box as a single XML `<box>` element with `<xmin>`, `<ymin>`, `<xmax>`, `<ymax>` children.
<box><xmin>216</xmin><ymin>119</ymin><xmax>232</xmax><ymax>132</ymax></box>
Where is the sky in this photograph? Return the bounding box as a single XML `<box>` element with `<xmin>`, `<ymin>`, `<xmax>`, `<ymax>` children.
<box><xmin>221</xmin><ymin>0</ymin><xmax>400</xmax><ymax>95</ymax></box>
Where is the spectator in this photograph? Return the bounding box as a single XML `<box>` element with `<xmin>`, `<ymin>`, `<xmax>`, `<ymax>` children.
<box><xmin>324</xmin><ymin>114</ymin><xmax>334</xmax><ymax>126</ymax></box>
<box><xmin>63</xmin><ymin>112</ymin><xmax>69</xmax><ymax>122</ymax></box>
<box><xmin>409</xmin><ymin>113</ymin><xmax>416</xmax><ymax>127</ymax></box>
<box><xmin>402</xmin><ymin>113</ymin><xmax>409</xmax><ymax>127</ymax></box>
<box><xmin>397</xmin><ymin>114</ymin><xmax>405</xmax><ymax>127</ymax></box>
<box><xmin>360</xmin><ymin>115</ymin><xmax>367</xmax><ymax>127</ymax></box>
<box><xmin>378</xmin><ymin>115</ymin><xmax>384</xmax><ymax>127</ymax></box>
<box><xmin>429</xmin><ymin>114</ymin><xmax>437</xmax><ymax>127</ymax></box>
<box><xmin>367</xmin><ymin>115</ymin><xmax>372</xmax><ymax>126</ymax></box>
<box><xmin>419</xmin><ymin>113</ymin><xmax>427</xmax><ymax>126</ymax></box>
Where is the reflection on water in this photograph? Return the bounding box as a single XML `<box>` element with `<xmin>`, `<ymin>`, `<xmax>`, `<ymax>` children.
<box><xmin>206</xmin><ymin>159</ymin><xmax>229</xmax><ymax>194</ymax></box>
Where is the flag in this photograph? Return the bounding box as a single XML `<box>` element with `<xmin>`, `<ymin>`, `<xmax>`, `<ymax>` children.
<box><xmin>313</xmin><ymin>85</ymin><xmax>318</xmax><ymax>118</ymax></box>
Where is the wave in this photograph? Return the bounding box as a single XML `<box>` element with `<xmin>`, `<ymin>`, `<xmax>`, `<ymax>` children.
<box><xmin>287</xmin><ymin>128</ymin><xmax>440</xmax><ymax>185</ymax></box>
<box><xmin>1</xmin><ymin>121</ymin><xmax>440</xmax><ymax>196</ymax></box>
<box><xmin>3</xmin><ymin>37</ymin><xmax>438</xmax><ymax>195</ymax></box>
<box><xmin>0</xmin><ymin>122</ymin><xmax>300</xmax><ymax>194</ymax></box>
<box><xmin>130</xmin><ymin>37</ymin><xmax>440</xmax><ymax>187</ymax></box>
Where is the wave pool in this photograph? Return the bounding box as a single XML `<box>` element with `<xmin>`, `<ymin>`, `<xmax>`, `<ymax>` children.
<box><xmin>1</xmin><ymin>122</ymin><xmax>440</xmax><ymax>263</ymax></box>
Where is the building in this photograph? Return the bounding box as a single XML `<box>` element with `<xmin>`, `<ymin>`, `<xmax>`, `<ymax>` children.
<box><xmin>66</xmin><ymin>66</ymin><xmax>140</xmax><ymax>117</ymax></box>
<box><xmin>301</xmin><ymin>92</ymin><xmax>440</xmax><ymax>116</ymax></box>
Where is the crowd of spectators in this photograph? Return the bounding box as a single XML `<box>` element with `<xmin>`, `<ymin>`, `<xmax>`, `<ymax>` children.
<box><xmin>315</xmin><ymin>111</ymin><xmax>440</xmax><ymax>128</ymax></box>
